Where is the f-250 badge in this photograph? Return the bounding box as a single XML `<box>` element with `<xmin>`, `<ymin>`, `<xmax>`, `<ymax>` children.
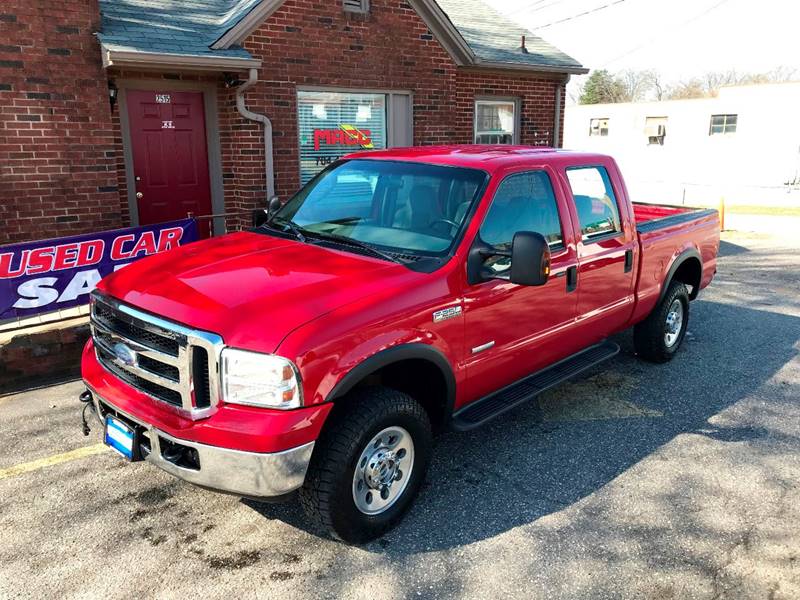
<box><xmin>432</xmin><ymin>305</ymin><xmax>462</xmax><ymax>323</ymax></box>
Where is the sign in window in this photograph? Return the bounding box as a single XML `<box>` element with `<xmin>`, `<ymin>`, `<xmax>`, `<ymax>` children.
<box><xmin>297</xmin><ymin>90</ymin><xmax>387</xmax><ymax>185</ymax></box>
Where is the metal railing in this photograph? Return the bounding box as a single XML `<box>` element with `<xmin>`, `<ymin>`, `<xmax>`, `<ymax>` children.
<box><xmin>186</xmin><ymin>210</ymin><xmax>255</xmax><ymax>237</ymax></box>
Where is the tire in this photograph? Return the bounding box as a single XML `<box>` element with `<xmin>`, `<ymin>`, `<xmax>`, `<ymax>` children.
<box><xmin>299</xmin><ymin>386</ymin><xmax>432</xmax><ymax>544</ymax></box>
<box><xmin>634</xmin><ymin>280</ymin><xmax>690</xmax><ymax>363</ymax></box>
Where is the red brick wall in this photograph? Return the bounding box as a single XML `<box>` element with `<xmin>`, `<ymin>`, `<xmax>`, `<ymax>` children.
<box><xmin>454</xmin><ymin>68</ymin><xmax>564</xmax><ymax>148</ymax></box>
<box><xmin>0</xmin><ymin>0</ymin><xmax>121</xmax><ymax>245</ymax></box>
<box><xmin>228</xmin><ymin>0</ymin><xmax>566</xmax><ymax>217</ymax></box>
<box><xmin>1</xmin><ymin>0</ymin><xmax>568</xmax><ymax>245</ymax></box>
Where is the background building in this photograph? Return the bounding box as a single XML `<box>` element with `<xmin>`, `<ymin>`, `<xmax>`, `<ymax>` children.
<box><xmin>0</xmin><ymin>0</ymin><xmax>586</xmax><ymax>245</ymax></box>
<box><xmin>564</xmin><ymin>82</ymin><xmax>800</xmax><ymax>208</ymax></box>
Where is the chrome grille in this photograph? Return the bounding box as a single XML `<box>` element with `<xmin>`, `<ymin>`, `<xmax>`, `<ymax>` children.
<box><xmin>90</xmin><ymin>292</ymin><xmax>223</xmax><ymax>419</ymax></box>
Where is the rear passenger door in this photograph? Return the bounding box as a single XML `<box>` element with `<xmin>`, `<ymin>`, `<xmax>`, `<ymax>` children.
<box><xmin>563</xmin><ymin>165</ymin><xmax>637</xmax><ymax>339</ymax></box>
<box><xmin>463</xmin><ymin>169</ymin><xmax>579</xmax><ymax>402</ymax></box>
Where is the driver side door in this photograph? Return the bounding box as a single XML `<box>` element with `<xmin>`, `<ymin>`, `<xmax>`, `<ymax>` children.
<box><xmin>462</xmin><ymin>169</ymin><xmax>579</xmax><ymax>403</ymax></box>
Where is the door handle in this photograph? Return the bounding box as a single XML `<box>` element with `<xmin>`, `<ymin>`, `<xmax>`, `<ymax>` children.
<box><xmin>136</xmin><ymin>192</ymin><xmax>144</xmax><ymax>199</ymax></box>
<box><xmin>624</xmin><ymin>249</ymin><xmax>634</xmax><ymax>273</ymax></box>
<box><xmin>566</xmin><ymin>265</ymin><xmax>578</xmax><ymax>292</ymax></box>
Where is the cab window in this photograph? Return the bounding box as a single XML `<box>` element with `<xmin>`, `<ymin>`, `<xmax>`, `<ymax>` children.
<box><xmin>565</xmin><ymin>166</ymin><xmax>622</xmax><ymax>240</ymax></box>
<box><xmin>479</xmin><ymin>170</ymin><xmax>564</xmax><ymax>275</ymax></box>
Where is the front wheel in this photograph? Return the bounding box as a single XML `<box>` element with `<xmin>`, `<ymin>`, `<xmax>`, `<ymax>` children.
<box><xmin>634</xmin><ymin>280</ymin><xmax>690</xmax><ymax>363</ymax></box>
<box><xmin>299</xmin><ymin>387</ymin><xmax>432</xmax><ymax>544</ymax></box>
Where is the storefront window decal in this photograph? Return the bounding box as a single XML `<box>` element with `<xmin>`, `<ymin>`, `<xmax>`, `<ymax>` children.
<box><xmin>298</xmin><ymin>91</ymin><xmax>387</xmax><ymax>184</ymax></box>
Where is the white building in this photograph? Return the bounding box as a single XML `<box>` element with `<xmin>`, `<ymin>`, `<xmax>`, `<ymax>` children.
<box><xmin>564</xmin><ymin>82</ymin><xmax>800</xmax><ymax>208</ymax></box>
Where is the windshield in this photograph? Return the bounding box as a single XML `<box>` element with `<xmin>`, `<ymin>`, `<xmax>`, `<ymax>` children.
<box><xmin>274</xmin><ymin>159</ymin><xmax>487</xmax><ymax>256</ymax></box>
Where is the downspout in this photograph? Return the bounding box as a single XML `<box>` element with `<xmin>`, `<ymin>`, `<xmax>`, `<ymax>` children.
<box><xmin>236</xmin><ymin>68</ymin><xmax>275</xmax><ymax>199</ymax></box>
<box><xmin>553</xmin><ymin>74</ymin><xmax>569</xmax><ymax>148</ymax></box>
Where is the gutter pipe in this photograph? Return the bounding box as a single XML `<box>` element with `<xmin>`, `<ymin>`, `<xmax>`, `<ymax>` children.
<box><xmin>235</xmin><ymin>68</ymin><xmax>275</xmax><ymax>199</ymax></box>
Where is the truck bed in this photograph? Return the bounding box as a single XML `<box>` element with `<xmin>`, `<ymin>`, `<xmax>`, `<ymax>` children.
<box><xmin>633</xmin><ymin>202</ymin><xmax>718</xmax><ymax>233</ymax></box>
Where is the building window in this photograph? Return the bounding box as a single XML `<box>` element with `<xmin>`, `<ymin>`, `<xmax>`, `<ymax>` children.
<box><xmin>343</xmin><ymin>0</ymin><xmax>369</xmax><ymax>14</ymax></box>
<box><xmin>589</xmin><ymin>118</ymin><xmax>609</xmax><ymax>136</ymax></box>
<box><xmin>645</xmin><ymin>116</ymin><xmax>667</xmax><ymax>145</ymax></box>
<box><xmin>709</xmin><ymin>114</ymin><xmax>737</xmax><ymax>135</ymax></box>
<box><xmin>297</xmin><ymin>90</ymin><xmax>387</xmax><ymax>185</ymax></box>
<box><xmin>474</xmin><ymin>100</ymin><xmax>517</xmax><ymax>144</ymax></box>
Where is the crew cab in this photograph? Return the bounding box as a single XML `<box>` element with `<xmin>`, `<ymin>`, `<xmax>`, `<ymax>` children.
<box><xmin>80</xmin><ymin>146</ymin><xmax>719</xmax><ymax>543</ymax></box>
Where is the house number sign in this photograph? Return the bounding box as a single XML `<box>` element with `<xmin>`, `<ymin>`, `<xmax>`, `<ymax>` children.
<box><xmin>155</xmin><ymin>94</ymin><xmax>171</xmax><ymax>103</ymax></box>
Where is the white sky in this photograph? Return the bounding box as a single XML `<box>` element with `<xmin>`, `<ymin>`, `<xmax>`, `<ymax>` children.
<box><xmin>485</xmin><ymin>0</ymin><xmax>800</xmax><ymax>101</ymax></box>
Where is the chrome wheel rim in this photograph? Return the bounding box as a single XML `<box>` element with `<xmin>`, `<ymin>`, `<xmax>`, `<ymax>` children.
<box><xmin>352</xmin><ymin>426</ymin><xmax>414</xmax><ymax>515</ymax></box>
<box><xmin>664</xmin><ymin>299</ymin><xmax>684</xmax><ymax>348</ymax></box>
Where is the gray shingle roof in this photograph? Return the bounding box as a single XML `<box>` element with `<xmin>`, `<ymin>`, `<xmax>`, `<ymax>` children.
<box><xmin>434</xmin><ymin>0</ymin><xmax>584</xmax><ymax>71</ymax></box>
<box><xmin>98</xmin><ymin>0</ymin><xmax>259</xmax><ymax>59</ymax></box>
<box><xmin>98</xmin><ymin>0</ymin><xmax>584</xmax><ymax>72</ymax></box>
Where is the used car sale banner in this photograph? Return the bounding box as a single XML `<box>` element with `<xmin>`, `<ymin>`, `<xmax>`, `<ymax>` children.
<box><xmin>0</xmin><ymin>219</ymin><xmax>198</xmax><ymax>321</ymax></box>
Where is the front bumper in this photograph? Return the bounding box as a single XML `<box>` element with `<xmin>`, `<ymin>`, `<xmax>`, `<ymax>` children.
<box><xmin>85</xmin><ymin>385</ymin><xmax>314</xmax><ymax>499</ymax></box>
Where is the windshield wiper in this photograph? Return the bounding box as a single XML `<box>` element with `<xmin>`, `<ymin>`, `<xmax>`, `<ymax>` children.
<box><xmin>270</xmin><ymin>217</ymin><xmax>307</xmax><ymax>243</ymax></box>
<box><xmin>306</xmin><ymin>230</ymin><xmax>404</xmax><ymax>264</ymax></box>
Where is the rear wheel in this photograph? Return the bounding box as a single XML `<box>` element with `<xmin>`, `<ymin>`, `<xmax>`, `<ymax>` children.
<box><xmin>634</xmin><ymin>280</ymin><xmax>690</xmax><ymax>363</ymax></box>
<box><xmin>299</xmin><ymin>387</ymin><xmax>432</xmax><ymax>544</ymax></box>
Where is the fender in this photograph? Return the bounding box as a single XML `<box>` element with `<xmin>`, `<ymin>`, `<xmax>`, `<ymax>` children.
<box><xmin>327</xmin><ymin>343</ymin><xmax>457</xmax><ymax>421</ymax></box>
<box><xmin>658</xmin><ymin>247</ymin><xmax>702</xmax><ymax>305</ymax></box>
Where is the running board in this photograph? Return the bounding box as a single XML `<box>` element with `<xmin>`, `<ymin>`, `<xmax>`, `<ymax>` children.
<box><xmin>451</xmin><ymin>341</ymin><xmax>620</xmax><ymax>431</ymax></box>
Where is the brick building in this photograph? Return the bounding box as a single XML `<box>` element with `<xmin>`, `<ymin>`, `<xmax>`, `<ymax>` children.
<box><xmin>0</xmin><ymin>0</ymin><xmax>585</xmax><ymax>244</ymax></box>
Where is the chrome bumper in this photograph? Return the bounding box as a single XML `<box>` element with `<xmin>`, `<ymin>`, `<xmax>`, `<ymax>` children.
<box><xmin>85</xmin><ymin>385</ymin><xmax>314</xmax><ymax>499</ymax></box>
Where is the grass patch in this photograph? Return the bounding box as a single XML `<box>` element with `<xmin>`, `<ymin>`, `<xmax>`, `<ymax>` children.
<box><xmin>725</xmin><ymin>205</ymin><xmax>800</xmax><ymax>216</ymax></box>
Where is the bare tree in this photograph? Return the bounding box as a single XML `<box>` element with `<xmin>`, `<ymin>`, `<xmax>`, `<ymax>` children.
<box><xmin>617</xmin><ymin>69</ymin><xmax>656</xmax><ymax>102</ymax></box>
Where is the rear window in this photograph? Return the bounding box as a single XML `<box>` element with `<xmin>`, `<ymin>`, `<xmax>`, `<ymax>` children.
<box><xmin>565</xmin><ymin>166</ymin><xmax>622</xmax><ymax>241</ymax></box>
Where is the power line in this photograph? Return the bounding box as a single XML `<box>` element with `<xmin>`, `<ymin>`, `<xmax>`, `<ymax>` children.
<box><xmin>600</xmin><ymin>0</ymin><xmax>733</xmax><ymax>66</ymax></box>
<box><xmin>505</xmin><ymin>0</ymin><xmax>570</xmax><ymax>18</ymax></box>
<box><xmin>529</xmin><ymin>0</ymin><xmax>629</xmax><ymax>30</ymax></box>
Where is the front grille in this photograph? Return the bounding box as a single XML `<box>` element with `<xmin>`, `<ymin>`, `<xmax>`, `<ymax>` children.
<box><xmin>90</xmin><ymin>293</ymin><xmax>223</xmax><ymax>418</ymax></box>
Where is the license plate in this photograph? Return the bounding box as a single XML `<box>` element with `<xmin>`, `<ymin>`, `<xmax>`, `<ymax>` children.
<box><xmin>104</xmin><ymin>415</ymin><xmax>135</xmax><ymax>460</ymax></box>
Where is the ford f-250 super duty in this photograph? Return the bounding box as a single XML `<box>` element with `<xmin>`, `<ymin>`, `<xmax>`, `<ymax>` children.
<box><xmin>80</xmin><ymin>146</ymin><xmax>719</xmax><ymax>543</ymax></box>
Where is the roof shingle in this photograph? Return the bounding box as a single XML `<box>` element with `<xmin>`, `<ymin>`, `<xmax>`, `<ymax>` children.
<box><xmin>434</xmin><ymin>0</ymin><xmax>584</xmax><ymax>71</ymax></box>
<box><xmin>98</xmin><ymin>0</ymin><xmax>259</xmax><ymax>59</ymax></box>
<box><xmin>98</xmin><ymin>0</ymin><xmax>584</xmax><ymax>73</ymax></box>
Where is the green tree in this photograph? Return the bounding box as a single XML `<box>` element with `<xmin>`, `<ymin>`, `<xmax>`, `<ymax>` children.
<box><xmin>579</xmin><ymin>69</ymin><xmax>627</xmax><ymax>104</ymax></box>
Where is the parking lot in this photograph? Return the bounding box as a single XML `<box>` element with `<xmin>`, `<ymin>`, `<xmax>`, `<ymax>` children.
<box><xmin>1</xmin><ymin>229</ymin><xmax>798</xmax><ymax>599</ymax></box>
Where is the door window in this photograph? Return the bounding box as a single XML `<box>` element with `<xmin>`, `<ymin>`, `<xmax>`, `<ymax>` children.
<box><xmin>479</xmin><ymin>171</ymin><xmax>563</xmax><ymax>275</ymax></box>
<box><xmin>565</xmin><ymin>166</ymin><xmax>621</xmax><ymax>241</ymax></box>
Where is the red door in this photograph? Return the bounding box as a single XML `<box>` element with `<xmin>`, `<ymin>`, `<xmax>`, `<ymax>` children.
<box><xmin>127</xmin><ymin>90</ymin><xmax>212</xmax><ymax>236</ymax></box>
<box><xmin>462</xmin><ymin>168</ymin><xmax>580</xmax><ymax>404</ymax></box>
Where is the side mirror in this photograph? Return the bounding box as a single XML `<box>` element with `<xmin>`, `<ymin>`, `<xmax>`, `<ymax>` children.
<box><xmin>252</xmin><ymin>196</ymin><xmax>281</xmax><ymax>228</ymax></box>
<box><xmin>509</xmin><ymin>231</ymin><xmax>551</xmax><ymax>286</ymax></box>
<box><xmin>267</xmin><ymin>195</ymin><xmax>281</xmax><ymax>216</ymax></box>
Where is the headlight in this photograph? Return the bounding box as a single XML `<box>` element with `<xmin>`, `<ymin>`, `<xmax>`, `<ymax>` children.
<box><xmin>220</xmin><ymin>348</ymin><xmax>302</xmax><ymax>409</ymax></box>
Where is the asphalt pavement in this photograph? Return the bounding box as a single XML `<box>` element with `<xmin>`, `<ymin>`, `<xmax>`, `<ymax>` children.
<box><xmin>1</xmin><ymin>229</ymin><xmax>798</xmax><ymax>599</ymax></box>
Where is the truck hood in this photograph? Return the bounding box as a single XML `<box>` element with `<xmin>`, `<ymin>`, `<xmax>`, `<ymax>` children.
<box><xmin>98</xmin><ymin>231</ymin><xmax>415</xmax><ymax>352</ymax></box>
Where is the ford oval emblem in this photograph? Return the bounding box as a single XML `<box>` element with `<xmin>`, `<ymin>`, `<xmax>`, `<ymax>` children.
<box><xmin>113</xmin><ymin>342</ymin><xmax>137</xmax><ymax>367</ymax></box>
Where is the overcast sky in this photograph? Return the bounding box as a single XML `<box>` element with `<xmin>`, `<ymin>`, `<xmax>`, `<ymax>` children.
<box><xmin>485</xmin><ymin>0</ymin><xmax>799</xmax><ymax>100</ymax></box>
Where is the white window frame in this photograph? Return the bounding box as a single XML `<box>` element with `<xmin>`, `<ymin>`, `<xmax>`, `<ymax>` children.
<box><xmin>589</xmin><ymin>118</ymin><xmax>609</xmax><ymax>137</ymax></box>
<box><xmin>709</xmin><ymin>113</ymin><xmax>737</xmax><ymax>136</ymax></box>
<box><xmin>473</xmin><ymin>98</ymin><xmax>520</xmax><ymax>145</ymax></box>
<box><xmin>343</xmin><ymin>0</ymin><xmax>369</xmax><ymax>14</ymax></box>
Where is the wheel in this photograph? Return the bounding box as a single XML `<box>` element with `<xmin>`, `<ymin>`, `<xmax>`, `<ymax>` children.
<box><xmin>299</xmin><ymin>387</ymin><xmax>432</xmax><ymax>544</ymax></box>
<box><xmin>634</xmin><ymin>280</ymin><xmax>690</xmax><ymax>363</ymax></box>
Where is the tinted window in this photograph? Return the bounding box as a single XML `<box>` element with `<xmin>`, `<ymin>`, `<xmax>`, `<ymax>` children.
<box><xmin>276</xmin><ymin>159</ymin><xmax>486</xmax><ymax>255</ymax></box>
<box><xmin>566</xmin><ymin>166</ymin><xmax>622</xmax><ymax>240</ymax></box>
<box><xmin>479</xmin><ymin>171</ymin><xmax>563</xmax><ymax>275</ymax></box>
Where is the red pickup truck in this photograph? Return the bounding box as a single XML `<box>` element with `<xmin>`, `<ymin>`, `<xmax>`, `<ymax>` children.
<box><xmin>80</xmin><ymin>146</ymin><xmax>719</xmax><ymax>543</ymax></box>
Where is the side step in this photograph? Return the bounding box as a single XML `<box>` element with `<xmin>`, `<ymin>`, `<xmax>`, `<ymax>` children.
<box><xmin>451</xmin><ymin>341</ymin><xmax>620</xmax><ymax>431</ymax></box>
